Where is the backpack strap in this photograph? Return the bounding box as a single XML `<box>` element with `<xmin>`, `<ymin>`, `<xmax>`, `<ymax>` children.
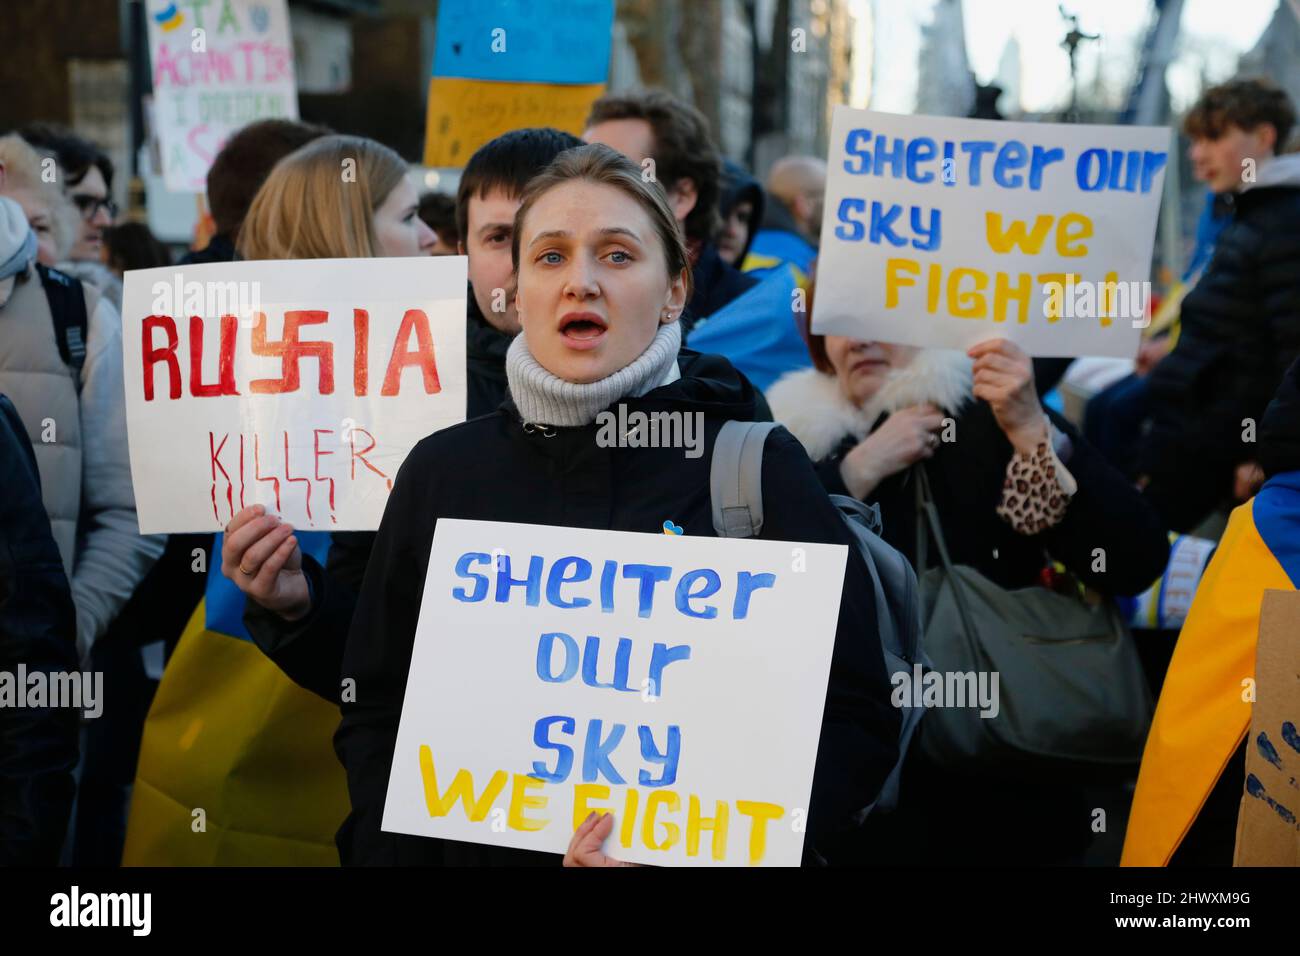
<box><xmin>710</xmin><ymin>420</ymin><xmax>779</xmax><ymax>538</ymax></box>
<box><xmin>37</xmin><ymin>264</ymin><xmax>89</xmax><ymax>389</ymax></box>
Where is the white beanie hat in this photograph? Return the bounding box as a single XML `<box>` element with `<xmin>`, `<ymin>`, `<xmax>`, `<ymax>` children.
<box><xmin>0</xmin><ymin>195</ymin><xmax>37</xmax><ymax>308</ymax></box>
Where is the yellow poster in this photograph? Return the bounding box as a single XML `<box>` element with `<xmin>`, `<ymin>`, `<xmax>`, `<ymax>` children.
<box><xmin>423</xmin><ymin>77</ymin><xmax>605</xmax><ymax>168</ymax></box>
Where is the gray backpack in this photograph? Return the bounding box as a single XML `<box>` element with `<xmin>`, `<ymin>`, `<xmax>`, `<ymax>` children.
<box><xmin>709</xmin><ymin>420</ymin><xmax>929</xmax><ymax>817</ymax></box>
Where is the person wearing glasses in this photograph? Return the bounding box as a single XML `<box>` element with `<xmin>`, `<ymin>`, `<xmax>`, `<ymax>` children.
<box><xmin>19</xmin><ymin>124</ymin><xmax>124</xmax><ymax>310</ymax></box>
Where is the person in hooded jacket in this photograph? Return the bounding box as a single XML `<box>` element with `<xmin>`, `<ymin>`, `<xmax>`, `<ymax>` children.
<box><xmin>716</xmin><ymin>159</ymin><xmax>764</xmax><ymax>269</ymax></box>
<box><xmin>1139</xmin><ymin>78</ymin><xmax>1300</xmax><ymax>533</ymax></box>
<box><xmin>767</xmin><ymin>325</ymin><xmax>1170</xmax><ymax>864</ymax></box>
<box><xmin>334</xmin><ymin>144</ymin><xmax>900</xmax><ymax>867</ymax></box>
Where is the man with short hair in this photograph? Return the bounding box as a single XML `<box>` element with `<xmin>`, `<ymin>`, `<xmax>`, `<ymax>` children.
<box><xmin>1139</xmin><ymin>77</ymin><xmax>1300</xmax><ymax>533</ymax></box>
<box><xmin>584</xmin><ymin>88</ymin><xmax>758</xmax><ymax>327</ymax></box>
<box><xmin>744</xmin><ymin>155</ymin><xmax>826</xmax><ymax>287</ymax></box>
<box><xmin>179</xmin><ymin>118</ymin><xmax>333</xmax><ymax>265</ymax></box>
<box><xmin>19</xmin><ymin>123</ymin><xmax>115</xmax><ymax>264</ymax></box>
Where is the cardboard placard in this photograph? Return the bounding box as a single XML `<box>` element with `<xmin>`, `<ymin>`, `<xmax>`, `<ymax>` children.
<box><xmin>423</xmin><ymin>77</ymin><xmax>604</xmax><ymax>168</ymax></box>
<box><xmin>1234</xmin><ymin>588</ymin><xmax>1300</xmax><ymax>866</ymax></box>
<box><xmin>431</xmin><ymin>0</ymin><xmax>614</xmax><ymax>85</ymax></box>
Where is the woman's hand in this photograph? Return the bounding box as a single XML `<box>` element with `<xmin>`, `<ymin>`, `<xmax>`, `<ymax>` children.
<box><xmin>563</xmin><ymin>811</ymin><xmax>638</xmax><ymax>867</ymax></box>
<box><xmin>968</xmin><ymin>338</ymin><xmax>1048</xmax><ymax>454</ymax></box>
<box><xmin>220</xmin><ymin>505</ymin><xmax>311</xmax><ymax>621</ymax></box>
<box><xmin>1135</xmin><ymin>336</ymin><xmax>1172</xmax><ymax>377</ymax></box>
<box><xmin>839</xmin><ymin>403</ymin><xmax>946</xmax><ymax>499</ymax></box>
<box><xmin>1234</xmin><ymin>461</ymin><xmax>1265</xmax><ymax>501</ymax></box>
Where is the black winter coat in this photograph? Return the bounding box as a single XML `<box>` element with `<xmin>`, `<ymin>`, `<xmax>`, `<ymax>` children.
<box><xmin>683</xmin><ymin>242</ymin><xmax>759</xmax><ymax>333</ymax></box>
<box><xmin>335</xmin><ymin>350</ymin><xmax>901</xmax><ymax>866</ymax></box>
<box><xmin>1259</xmin><ymin>354</ymin><xmax>1300</xmax><ymax>479</ymax></box>
<box><xmin>0</xmin><ymin>394</ymin><xmax>79</xmax><ymax>864</ymax></box>
<box><xmin>1140</xmin><ymin>160</ymin><xmax>1300</xmax><ymax>531</ymax></box>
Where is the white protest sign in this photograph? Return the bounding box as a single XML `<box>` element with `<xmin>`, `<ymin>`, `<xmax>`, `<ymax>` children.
<box><xmin>121</xmin><ymin>257</ymin><xmax>468</xmax><ymax>533</ymax></box>
<box><xmin>146</xmin><ymin>0</ymin><xmax>298</xmax><ymax>192</ymax></box>
<box><xmin>382</xmin><ymin>519</ymin><xmax>849</xmax><ymax>867</ymax></box>
<box><xmin>814</xmin><ymin>107</ymin><xmax>1171</xmax><ymax>358</ymax></box>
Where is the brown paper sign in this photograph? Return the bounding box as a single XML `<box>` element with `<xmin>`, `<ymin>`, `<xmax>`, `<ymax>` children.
<box><xmin>1234</xmin><ymin>588</ymin><xmax>1300</xmax><ymax>866</ymax></box>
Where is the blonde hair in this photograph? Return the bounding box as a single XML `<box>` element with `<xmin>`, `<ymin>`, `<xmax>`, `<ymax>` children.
<box><xmin>237</xmin><ymin>134</ymin><xmax>409</xmax><ymax>260</ymax></box>
<box><xmin>0</xmin><ymin>133</ymin><xmax>79</xmax><ymax>260</ymax></box>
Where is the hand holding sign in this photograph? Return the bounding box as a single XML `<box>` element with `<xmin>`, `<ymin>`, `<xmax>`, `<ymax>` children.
<box><xmin>220</xmin><ymin>504</ymin><xmax>310</xmax><ymax>621</ymax></box>
<box><xmin>968</xmin><ymin>338</ymin><xmax>1047</xmax><ymax>454</ymax></box>
<box><xmin>563</xmin><ymin>811</ymin><xmax>638</xmax><ymax>867</ymax></box>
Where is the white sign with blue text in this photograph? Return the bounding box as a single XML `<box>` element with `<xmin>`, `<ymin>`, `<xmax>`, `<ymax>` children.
<box><xmin>814</xmin><ymin>107</ymin><xmax>1170</xmax><ymax>358</ymax></box>
<box><xmin>382</xmin><ymin>518</ymin><xmax>850</xmax><ymax>866</ymax></box>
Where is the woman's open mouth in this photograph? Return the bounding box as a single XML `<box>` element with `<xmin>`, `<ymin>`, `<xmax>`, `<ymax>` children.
<box><xmin>559</xmin><ymin>312</ymin><xmax>608</xmax><ymax>350</ymax></box>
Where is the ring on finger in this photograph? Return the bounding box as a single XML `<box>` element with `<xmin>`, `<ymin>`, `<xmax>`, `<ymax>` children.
<box><xmin>239</xmin><ymin>563</ymin><xmax>256</xmax><ymax>576</ymax></box>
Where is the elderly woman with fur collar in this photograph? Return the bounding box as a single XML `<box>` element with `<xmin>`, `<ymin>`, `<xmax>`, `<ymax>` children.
<box><xmin>768</xmin><ymin>334</ymin><xmax>1169</xmax><ymax>598</ymax></box>
<box><xmin>770</xmin><ymin>333</ymin><xmax>1170</xmax><ymax>865</ymax></box>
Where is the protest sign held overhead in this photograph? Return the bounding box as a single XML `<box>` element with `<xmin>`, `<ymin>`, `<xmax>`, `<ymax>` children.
<box><xmin>382</xmin><ymin>519</ymin><xmax>849</xmax><ymax>867</ymax></box>
<box><xmin>814</xmin><ymin>107</ymin><xmax>1171</xmax><ymax>358</ymax></box>
<box><xmin>422</xmin><ymin>0</ymin><xmax>613</xmax><ymax>167</ymax></box>
<box><xmin>121</xmin><ymin>257</ymin><xmax>468</xmax><ymax>533</ymax></box>
<box><xmin>145</xmin><ymin>0</ymin><xmax>299</xmax><ymax>192</ymax></box>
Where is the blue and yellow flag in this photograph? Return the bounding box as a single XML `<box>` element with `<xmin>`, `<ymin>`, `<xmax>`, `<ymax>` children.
<box><xmin>1122</xmin><ymin>473</ymin><xmax>1300</xmax><ymax>865</ymax></box>
<box><xmin>123</xmin><ymin>533</ymin><xmax>349</xmax><ymax>866</ymax></box>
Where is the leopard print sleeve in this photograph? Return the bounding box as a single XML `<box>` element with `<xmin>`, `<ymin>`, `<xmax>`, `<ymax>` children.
<box><xmin>996</xmin><ymin>425</ymin><xmax>1078</xmax><ymax>535</ymax></box>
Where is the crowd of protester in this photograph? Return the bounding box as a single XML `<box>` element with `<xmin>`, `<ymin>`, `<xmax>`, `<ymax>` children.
<box><xmin>2</xmin><ymin>74</ymin><xmax>1298</xmax><ymax>867</ymax></box>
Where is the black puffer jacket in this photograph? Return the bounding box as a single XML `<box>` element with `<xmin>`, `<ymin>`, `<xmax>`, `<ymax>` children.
<box><xmin>1140</xmin><ymin>154</ymin><xmax>1300</xmax><ymax>531</ymax></box>
<box><xmin>336</xmin><ymin>349</ymin><xmax>900</xmax><ymax>866</ymax></box>
<box><xmin>0</xmin><ymin>394</ymin><xmax>79</xmax><ymax>865</ymax></box>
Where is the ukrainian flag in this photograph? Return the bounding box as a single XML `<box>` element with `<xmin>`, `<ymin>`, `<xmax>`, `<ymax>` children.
<box><xmin>1122</xmin><ymin>472</ymin><xmax>1300</xmax><ymax>865</ymax></box>
<box><xmin>122</xmin><ymin>533</ymin><xmax>350</xmax><ymax>866</ymax></box>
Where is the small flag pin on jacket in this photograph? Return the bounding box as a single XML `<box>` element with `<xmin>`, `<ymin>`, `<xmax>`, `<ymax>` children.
<box><xmin>662</xmin><ymin>520</ymin><xmax>683</xmax><ymax>535</ymax></box>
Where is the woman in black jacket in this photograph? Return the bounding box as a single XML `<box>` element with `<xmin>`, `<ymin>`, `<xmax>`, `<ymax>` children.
<box><xmin>336</xmin><ymin>144</ymin><xmax>900</xmax><ymax>866</ymax></box>
<box><xmin>768</xmin><ymin>332</ymin><xmax>1170</xmax><ymax>864</ymax></box>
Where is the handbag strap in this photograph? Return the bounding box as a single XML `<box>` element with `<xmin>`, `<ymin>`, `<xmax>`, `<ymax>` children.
<box><xmin>913</xmin><ymin>464</ymin><xmax>981</xmax><ymax>643</ymax></box>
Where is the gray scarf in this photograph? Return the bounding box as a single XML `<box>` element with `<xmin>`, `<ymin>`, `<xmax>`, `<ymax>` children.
<box><xmin>506</xmin><ymin>320</ymin><xmax>683</xmax><ymax>427</ymax></box>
